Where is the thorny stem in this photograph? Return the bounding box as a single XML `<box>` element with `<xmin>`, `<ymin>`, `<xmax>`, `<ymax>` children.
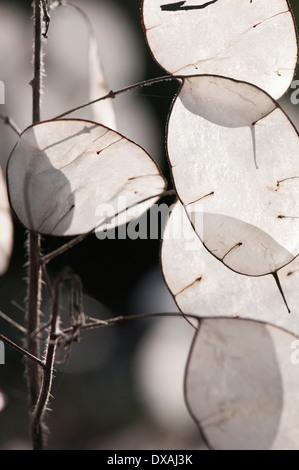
<box><xmin>27</xmin><ymin>0</ymin><xmax>44</xmax><ymax>451</ymax></box>
<box><xmin>32</xmin><ymin>272</ymin><xmax>63</xmax><ymax>444</ymax></box>
<box><xmin>53</xmin><ymin>76</ymin><xmax>181</xmax><ymax>119</ymax></box>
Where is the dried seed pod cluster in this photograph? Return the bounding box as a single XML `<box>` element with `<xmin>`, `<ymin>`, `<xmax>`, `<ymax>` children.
<box><xmin>143</xmin><ymin>0</ymin><xmax>299</xmax><ymax>449</ymax></box>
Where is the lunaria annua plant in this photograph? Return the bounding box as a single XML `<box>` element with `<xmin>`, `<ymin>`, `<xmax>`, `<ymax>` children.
<box><xmin>0</xmin><ymin>0</ymin><xmax>299</xmax><ymax>451</ymax></box>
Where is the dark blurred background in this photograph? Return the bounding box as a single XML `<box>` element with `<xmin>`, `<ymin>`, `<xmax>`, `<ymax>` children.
<box><xmin>0</xmin><ymin>0</ymin><xmax>298</xmax><ymax>450</ymax></box>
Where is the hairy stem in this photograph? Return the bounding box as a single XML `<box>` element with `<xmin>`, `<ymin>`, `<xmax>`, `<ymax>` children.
<box><xmin>32</xmin><ymin>277</ymin><xmax>61</xmax><ymax>444</ymax></box>
<box><xmin>0</xmin><ymin>333</ymin><xmax>44</xmax><ymax>367</ymax></box>
<box><xmin>27</xmin><ymin>0</ymin><xmax>44</xmax><ymax>451</ymax></box>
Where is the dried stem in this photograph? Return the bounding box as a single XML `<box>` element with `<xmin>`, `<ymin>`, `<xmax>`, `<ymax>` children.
<box><xmin>31</xmin><ymin>272</ymin><xmax>63</xmax><ymax>444</ymax></box>
<box><xmin>54</xmin><ymin>76</ymin><xmax>181</xmax><ymax>119</ymax></box>
<box><xmin>41</xmin><ymin>190</ymin><xmax>176</xmax><ymax>265</ymax></box>
<box><xmin>27</xmin><ymin>0</ymin><xmax>44</xmax><ymax>451</ymax></box>
<box><xmin>0</xmin><ymin>113</ymin><xmax>21</xmax><ymax>136</ymax></box>
<box><xmin>41</xmin><ymin>0</ymin><xmax>51</xmax><ymax>38</ymax></box>
<box><xmin>62</xmin><ymin>312</ymin><xmax>199</xmax><ymax>335</ymax></box>
<box><xmin>32</xmin><ymin>269</ymin><xmax>81</xmax><ymax>438</ymax></box>
<box><xmin>0</xmin><ymin>333</ymin><xmax>44</xmax><ymax>367</ymax></box>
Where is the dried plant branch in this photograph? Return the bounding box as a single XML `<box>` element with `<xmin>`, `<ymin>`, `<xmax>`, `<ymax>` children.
<box><xmin>31</xmin><ymin>271</ymin><xmax>63</xmax><ymax>444</ymax></box>
<box><xmin>0</xmin><ymin>310</ymin><xmax>27</xmax><ymax>334</ymax></box>
<box><xmin>53</xmin><ymin>76</ymin><xmax>181</xmax><ymax>119</ymax></box>
<box><xmin>27</xmin><ymin>0</ymin><xmax>44</xmax><ymax>451</ymax></box>
<box><xmin>32</xmin><ymin>268</ymin><xmax>82</xmax><ymax>438</ymax></box>
<box><xmin>62</xmin><ymin>311</ymin><xmax>199</xmax><ymax>335</ymax></box>
<box><xmin>42</xmin><ymin>231</ymin><xmax>93</xmax><ymax>266</ymax></box>
<box><xmin>0</xmin><ymin>333</ymin><xmax>44</xmax><ymax>367</ymax></box>
<box><xmin>0</xmin><ymin>113</ymin><xmax>21</xmax><ymax>136</ymax></box>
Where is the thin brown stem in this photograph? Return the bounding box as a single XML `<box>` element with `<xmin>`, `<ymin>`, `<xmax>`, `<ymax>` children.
<box><xmin>53</xmin><ymin>76</ymin><xmax>181</xmax><ymax>119</ymax></box>
<box><xmin>0</xmin><ymin>333</ymin><xmax>44</xmax><ymax>368</ymax></box>
<box><xmin>41</xmin><ymin>0</ymin><xmax>51</xmax><ymax>38</ymax></box>
<box><xmin>62</xmin><ymin>312</ymin><xmax>199</xmax><ymax>335</ymax></box>
<box><xmin>42</xmin><ymin>231</ymin><xmax>92</xmax><ymax>266</ymax></box>
<box><xmin>27</xmin><ymin>0</ymin><xmax>44</xmax><ymax>451</ymax></box>
<box><xmin>40</xmin><ymin>257</ymin><xmax>54</xmax><ymax>299</ymax></box>
<box><xmin>0</xmin><ymin>310</ymin><xmax>27</xmax><ymax>334</ymax></box>
<box><xmin>0</xmin><ymin>113</ymin><xmax>21</xmax><ymax>136</ymax></box>
<box><xmin>41</xmin><ymin>190</ymin><xmax>176</xmax><ymax>265</ymax></box>
<box><xmin>32</xmin><ymin>274</ymin><xmax>61</xmax><ymax>445</ymax></box>
<box><xmin>32</xmin><ymin>269</ymin><xmax>78</xmax><ymax>439</ymax></box>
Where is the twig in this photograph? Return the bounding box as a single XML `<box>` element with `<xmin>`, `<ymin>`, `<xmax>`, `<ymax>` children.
<box><xmin>39</xmin><ymin>255</ymin><xmax>54</xmax><ymax>299</ymax></box>
<box><xmin>53</xmin><ymin>76</ymin><xmax>181</xmax><ymax>119</ymax></box>
<box><xmin>55</xmin><ymin>272</ymin><xmax>84</xmax><ymax>364</ymax></box>
<box><xmin>41</xmin><ymin>189</ymin><xmax>176</xmax><ymax>265</ymax></box>
<box><xmin>0</xmin><ymin>310</ymin><xmax>27</xmax><ymax>334</ymax></box>
<box><xmin>0</xmin><ymin>113</ymin><xmax>21</xmax><ymax>136</ymax></box>
<box><xmin>32</xmin><ymin>269</ymin><xmax>80</xmax><ymax>437</ymax></box>
<box><xmin>272</xmin><ymin>271</ymin><xmax>291</xmax><ymax>314</ymax></box>
<box><xmin>27</xmin><ymin>0</ymin><xmax>44</xmax><ymax>451</ymax></box>
<box><xmin>62</xmin><ymin>312</ymin><xmax>199</xmax><ymax>335</ymax></box>
<box><xmin>0</xmin><ymin>333</ymin><xmax>44</xmax><ymax>367</ymax></box>
<box><xmin>42</xmin><ymin>231</ymin><xmax>93</xmax><ymax>266</ymax></box>
<box><xmin>31</xmin><ymin>274</ymin><xmax>61</xmax><ymax>443</ymax></box>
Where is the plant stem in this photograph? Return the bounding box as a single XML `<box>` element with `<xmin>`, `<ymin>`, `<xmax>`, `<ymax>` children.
<box><xmin>0</xmin><ymin>310</ymin><xmax>27</xmax><ymax>334</ymax></box>
<box><xmin>62</xmin><ymin>312</ymin><xmax>199</xmax><ymax>335</ymax></box>
<box><xmin>54</xmin><ymin>75</ymin><xmax>181</xmax><ymax>119</ymax></box>
<box><xmin>27</xmin><ymin>0</ymin><xmax>44</xmax><ymax>451</ymax></box>
<box><xmin>32</xmin><ymin>269</ymin><xmax>79</xmax><ymax>441</ymax></box>
<box><xmin>0</xmin><ymin>333</ymin><xmax>44</xmax><ymax>368</ymax></box>
<box><xmin>0</xmin><ymin>113</ymin><xmax>21</xmax><ymax>136</ymax></box>
<box><xmin>41</xmin><ymin>189</ymin><xmax>176</xmax><ymax>265</ymax></box>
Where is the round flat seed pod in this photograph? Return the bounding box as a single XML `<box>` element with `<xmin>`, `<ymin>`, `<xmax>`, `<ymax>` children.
<box><xmin>7</xmin><ymin>119</ymin><xmax>166</xmax><ymax>236</ymax></box>
<box><xmin>185</xmin><ymin>317</ymin><xmax>299</xmax><ymax>450</ymax></box>
<box><xmin>167</xmin><ymin>76</ymin><xmax>299</xmax><ymax>276</ymax></box>
<box><xmin>161</xmin><ymin>201</ymin><xmax>299</xmax><ymax>334</ymax></box>
<box><xmin>143</xmin><ymin>0</ymin><xmax>297</xmax><ymax>99</ymax></box>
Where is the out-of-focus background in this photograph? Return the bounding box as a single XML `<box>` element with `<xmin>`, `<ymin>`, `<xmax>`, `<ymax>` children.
<box><xmin>0</xmin><ymin>0</ymin><xmax>298</xmax><ymax>450</ymax></box>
